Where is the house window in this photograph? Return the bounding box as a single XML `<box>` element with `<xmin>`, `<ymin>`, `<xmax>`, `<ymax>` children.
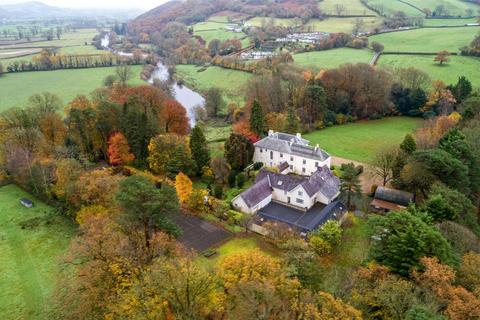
<box><xmin>289</xmin><ymin>165</ymin><xmax>293</xmax><ymax>170</ymax></box>
<box><xmin>303</xmin><ymin>159</ymin><xmax>306</xmax><ymax>165</ymax></box>
<box><xmin>315</xmin><ymin>161</ymin><xmax>319</xmax><ymax>167</ymax></box>
<box><xmin>298</xmin><ymin>191</ymin><xmax>303</xmax><ymax>196</ymax></box>
<box><xmin>302</xmin><ymin>168</ymin><xmax>306</xmax><ymax>173</ymax></box>
<box><xmin>270</xmin><ymin>151</ymin><xmax>273</xmax><ymax>160</ymax></box>
<box><xmin>260</xmin><ymin>148</ymin><xmax>263</xmax><ymax>153</ymax></box>
<box><xmin>290</xmin><ymin>156</ymin><xmax>294</xmax><ymax>161</ymax></box>
<box><xmin>296</xmin><ymin>198</ymin><xmax>304</xmax><ymax>204</ymax></box>
<box><xmin>284</xmin><ymin>191</ymin><xmax>287</xmax><ymax>195</ymax></box>
<box><xmin>280</xmin><ymin>153</ymin><xmax>283</xmax><ymax>158</ymax></box>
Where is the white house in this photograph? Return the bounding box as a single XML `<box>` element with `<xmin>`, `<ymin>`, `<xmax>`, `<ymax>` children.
<box><xmin>232</xmin><ymin>165</ymin><xmax>340</xmax><ymax>214</ymax></box>
<box><xmin>253</xmin><ymin>131</ymin><xmax>331</xmax><ymax>176</ymax></box>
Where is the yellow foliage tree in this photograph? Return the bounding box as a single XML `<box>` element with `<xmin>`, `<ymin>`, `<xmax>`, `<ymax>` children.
<box><xmin>175</xmin><ymin>172</ymin><xmax>193</xmax><ymax>204</ymax></box>
<box><xmin>76</xmin><ymin>205</ymin><xmax>111</xmax><ymax>225</ymax></box>
<box><xmin>187</xmin><ymin>189</ymin><xmax>211</xmax><ymax>213</ymax></box>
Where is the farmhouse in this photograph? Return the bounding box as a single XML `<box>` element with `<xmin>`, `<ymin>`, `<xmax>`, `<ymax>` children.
<box><xmin>253</xmin><ymin>130</ymin><xmax>331</xmax><ymax>175</ymax></box>
<box><xmin>370</xmin><ymin>186</ymin><xmax>414</xmax><ymax>213</ymax></box>
<box><xmin>232</xmin><ymin>165</ymin><xmax>345</xmax><ymax>234</ymax></box>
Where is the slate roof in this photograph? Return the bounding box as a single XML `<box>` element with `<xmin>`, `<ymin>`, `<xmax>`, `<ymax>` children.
<box><xmin>255</xmin><ymin>169</ymin><xmax>305</xmax><ymax>192</ymax></box>
<box><xmin>278</xmin><ymin>161</ymin><xmax>289</xmax><ymax>172</ymax></box>
<box><xmin>257</xmin><ymin>201</ymin><xmax>347</xmax><ymax>233</ymax></box>
<box><xmin>374</xmin><ymin>187</ymin><xmax>414</xmax><ymax>207</ymax></box>
<box><xmin>254</xmin><ymin>131</ymin><xmax>330</xmax><ymax>162</ymax></box>
<box><xmin>301</xmin><ymin>166</ymin><xmax>340</xmax><ymax>199</ymax></box>
<box><xmin>239</xmin><ymin>176</ymin><xmax>272</xmax><ymax>207</ymax></box>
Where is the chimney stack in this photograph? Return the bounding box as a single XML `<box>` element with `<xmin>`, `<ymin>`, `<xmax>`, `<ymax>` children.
<box><xmin>296</xmin><ymin>133</ymin><xmax>302</xmax><ymax>139</ymax></box>
<box><xmin>268</xmin><ymin>130</ymin><xmax>274</xmax><ymax>136</ymax></box>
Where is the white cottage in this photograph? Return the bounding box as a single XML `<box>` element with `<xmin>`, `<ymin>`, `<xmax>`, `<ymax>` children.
<box><xmin>253</xmin><ymin>131</ymin><xmax>331</xmax><ymax>176</ymax></box>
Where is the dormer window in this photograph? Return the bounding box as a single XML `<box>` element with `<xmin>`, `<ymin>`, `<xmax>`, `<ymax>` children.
<box><xmin>278</xmin><ymin>181</ymin><xmax>283</xmax><ymax>186</ymax></box>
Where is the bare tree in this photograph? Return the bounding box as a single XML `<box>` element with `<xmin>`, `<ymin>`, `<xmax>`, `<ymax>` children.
<box><xmin>370</xmin><ymin>146</ymin><xmax>399</xmax><ymax>186</ymax></box>
<box><xmin>334</xmin><ymin>4</ymin><xmax>347</xmax><ymax>16</ymax></box>
<box><xmin>115</xmin><ymin>64</ymin><xmax>132</xmax><ymax>86</ymax></box>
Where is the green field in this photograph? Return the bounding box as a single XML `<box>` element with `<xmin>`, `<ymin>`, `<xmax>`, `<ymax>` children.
<box><xmin>402</xmin><ymin>0</ymin><xmax>480</xmax><ymax>17</ymax></box>
<box><xmin>0</xmin><ymin>65</ymin><xmax>144</xmax><ymax>111</ymax></box>
<box><xmin>318</xmin><ymin>0</ymin><xmax>378</xmax><ymax>16</ymax></box>
<box><xmin>294</xmin><ymin>48</ymin><xmax>373</xmax><ymax>69</ymax></box>
<box><xmin>363</xmin><ymin>0</ymin><xmax>425</xmax><ymax>16</ymax></box>
<box><xmin>379</xmin><ymin>54</ymin><xmax>480</xmax><ymax>87</ymax></box>
<box><xmin>175</xmin><ymin>64</ymin><xmax>253</xmax><ymax>108</ymax></box>
<box><xmin>304</xmin><ymin>117</ymin><xmax>422</xmax><ymax>163</ymax></box>
<box><xmin>246</xmin><ymin>17</ymin><xmax>300</xmax><ymax>27</ymax></box>
<box><xmin>0</xmin><ymin>184</ymin><xmax>75</xmax><ymax>319</ymax></box>
<box><xmin>193</xmin><ymin>20</ymin><xmax>250</xmax><ymax>47</ymax></box>
<box><xmin>369</xmin><ymin>26</ymin><xmax>480</xmax><ymax>53</ymax></box>
<box><xmin>305</xmin><ymin>17</ymin><xmax>382</xmax><ymax>33</ymax></box>
<box><xmin>423</xmin><ymin>18</ymin><xmax>479</xmax><ymax>26</ymax></box>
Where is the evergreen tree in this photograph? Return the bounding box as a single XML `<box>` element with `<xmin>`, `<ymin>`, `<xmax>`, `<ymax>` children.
<box><xmin>451</xmin><ymin>76</ymin><xmax>472</xmax><ymax>102</ymax></box>
<box><xmin>224</xmin><ymin>133</ymin><xmax>254</xmax><ymax>171</ymax></box>
<box><xmin>340</xmin><ymin>163</ymin><xmax>362</xmax><ymax>209</ymax></box>
<box><xmin>189</xmin><ymin>125</ymin><xmax>210</xmax><ymax>176</ymax></box>
<box><xmin>166</xmin><ymin>144</ymin><xmax>195</xmax><ymax>179</ymax></box>
<box><xmin>400</xmin><ymin>134</ymin><xmax>417</xmax><ymax>155</ymax></box>
<box><xmin>285</xmin><ymin>105</ymin><xmax>299</xmax><ymax>134</ymax></box>
<box><xmin>249</xmin><ymin>99</ymin><xmax>266</xmax><ymax>136</ymax></box>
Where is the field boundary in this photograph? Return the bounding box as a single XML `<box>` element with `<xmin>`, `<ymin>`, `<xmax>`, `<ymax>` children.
<box><xmin>397</xmin><ymin>0</ymin><xmax>426</xmax><ymax>16</ymax></box>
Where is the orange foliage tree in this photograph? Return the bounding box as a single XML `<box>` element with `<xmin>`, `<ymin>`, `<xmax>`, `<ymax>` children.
<box><xmin>175</xmin><ymin>172</ymin><xmax>193</xmax><ymax>204</ymax></box>
<box><xmin>162</xmin><ymin>99</ymin><xmax>189</xmax><ymax>135</ymax></box>
<box><xmin>107</xmin><ymin>132</ymin><xmax>135</xmax><ymax>166</ymax></box>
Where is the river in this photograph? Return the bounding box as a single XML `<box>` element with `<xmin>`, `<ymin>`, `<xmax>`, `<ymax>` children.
<box><xmin>102</xmin><ymin>34</ymin><xmax>205</xmax><ymax>126</ymax></box>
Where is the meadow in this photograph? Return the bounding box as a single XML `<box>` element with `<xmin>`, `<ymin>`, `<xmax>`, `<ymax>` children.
<box><xmin>318</xmin><ymin>0</ymin><xmax>378</xmax><ymax>16</ymax></box>
<box><xmin>293</xmin><ymin>48</ymin><xmax>374</xmax><ymax>69</ymax></box>
<box><xmin>0</xmin><ymin>65</ymin><xmax>144</xmax><ymax>111</ymax></box>
<box><xmin>175</xmin><ymin>64</ymin><xmax>253</xmax><ymax>108</ymax></box>
<box><xmin>0</xmin><ymin>184</ymin><xmax>76</xmax><ymax>319</ymax></box>
<box><xmin>369</xmin><ymin>26</ymin><xmax>480</xmax><ymax>53</ymax></box>
<box><xmin>304</xmin><ymin>17</ymin><xmax>382</xmax><ymax>33</ymax></box>
<box><xmin>363</xmin><ymin>0</ymin><xmax>425</xmax><ymax>16</ymax></box>
<box><xmin>422</xmin><ymin>17</ymin><xmax>478</xmax><ymax>26</ymax></box>
<box><xmin>193</xmin><ymin>20</ymin><xmax>250</xmax><ymax>47</ymax></box>
<box><xmin>246</xmin><ymin>17</ymin><xmax>300</xmax><ymax>28</ymax></box>
<box><xmin>402</xmin><ymin>0</ymin><xmax>480</xmax><ymax>17</ymax></box>
<box><xmin>304</xmin><ymin>117</ymin><xmax>422</xmax><ymax>163</ymax></box>
<box><xmin>378</xmin><ymin>54</ymin><xmax>480</xmax><ymax>87</ymax></box>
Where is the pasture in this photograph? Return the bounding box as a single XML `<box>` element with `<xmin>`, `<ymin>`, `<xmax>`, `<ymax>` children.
<box><xmin>402</xmin><ymin>0</ymin><xmax>480</xmax><ymax>17</ymax></box>
<box><xmin>294</xmin><ymin>48</ymin><xmax>373</xmax><ymax>69</ymax></box>
<box><xmin>378</xmin><ymin>54</ymin><xmax>480</xmax><ymax>87</ymax></box>
<box><xmin>0</xmin><ymin>184</ymin><xmax>75</xmax><ymax>319</ymax></box>
<box><xmin>318</xmin><ymin>0</ymin><xmax>378</xmax><ymax>16</ymax></box>
<box><xmin>305</xmin><ymin>17</ymin><xmax>382</xmax><ymax>33</ymax></box>
<box><xmin>193</xmin><ymin>20</ymin><xmax>250</xmax><ymax>47</ymax></box>
<box><xmin>0</xmin><ymin>65</ymin><xmax>144</xmax><ymax>111</ymax></box>
<box><xmin>423</xmin><ymin>17</ymin><xmax>478</xmax><ymax>26</ymax></box>
<box><xmin>175</xmin><ymin>64</ymin><xmax>253</xmax><ymax>107</ymax></box>
<box><xmin>246</xmin><ymin>17</ymin><xmax>300</xmax><ymax>27</ymax></box>
<box><xmin>369</xmin><ymin>26</ymin><xmax>480</xmax><ymax>53</ymax></box>
<box><xmin>363</xmin><ymin>0</ymin><xmax>424</xmax><ymax>16</ymax></box>
<box><xmin>304</xmin><ymin>117</ymin><xmax>422</xmax><ymax>163</ymax></box>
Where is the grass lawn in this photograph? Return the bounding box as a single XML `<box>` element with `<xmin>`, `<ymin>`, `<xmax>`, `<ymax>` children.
<box><xmin>402</xmin><ymin>0</ymin><xmax>480</xmax><ymax>17</ymax></box>
<box><xmin>423</xmin><ymin>18</ymin><xmax>478</xmax><ymax>27</ymax></box>
<box><xmin>247</xmin><ymin>17</ymin><xmax>300</xmax><ymax>28</ymax></box>
<box><xmin>304</xmin><ymin>117</ymin><xmax>422</xmax><ymax>163</ymax></box>
<box><xmin>0</xmin><ymin>184</ymin><xmax>76</xmax><ymax>319</ymax></box>
<box><xmin>364</xmin><ymin>0</ymin><xmax>424</xmax><ymax>16</ymax></box>
<box><xmin>319</xmin><ymin>215</ymin><xmax>370</xmax><ymax>295</ymax></box>
<box><xmin>305</xmin><ymin>17</ymin><xmax>382</xmax><ymax>33</ymax></box>
<box><xmin>175</xmin><ymin>64</ymin><xmax>253</xmax><ymax>107</ymax></box>
<box><xmin>197</xmin><ymin>236</ymin><xmax>279</xmax><ymax>270</ymax></box>
<box><xmin>369</xmin><ymin>26</ymin><xmax>480</xmax><ymax>53</ymax></box>
<box><xmin>379</xmin><ymin>54</ymin><xmax>480</xmax><ymax>87</ymax></box>
<box><xmin>294</xmin><ymin>48</ymin><xmax>373</xmax><ymax>69</ymax></box>
<box><xmin>0</xmin><ymin>65</ymin><xmax>144</xmax><ymax>111</ymax></box>
<box><xmin>318</xmin><ymin>0</ymin><xmax>378</xmax><ymax>16</ymax></box>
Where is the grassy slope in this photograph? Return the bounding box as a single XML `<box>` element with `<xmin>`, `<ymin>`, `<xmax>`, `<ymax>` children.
<box><xmin>305</xmin><ymin>17</ymin><xmax>382</xmax><ymax>33</ymax></box>
<box><xmin>0</xmin><ymin>65</ymin><xmax>144</xmax><ymax>111</ymax></box>
<box><xmin>193</xmin><ymin>20</ymin><xmax>250</xmax><ymax>47</ymax></box>
<box><xmin>304</xmin><ymin>117</ymin><xmax>421</xmax><ymax>163</ymax></box>
<box><xmin>403</xmin><ymin>0</ymin><xmax>480</xmax><ymax>17</ymax></box>
<box><xmin>365</xmin><ymin>0</ymin><xmax>424</xmax><ymax>16</ymax></box>
<box><xmin>0</xmin><ymin>185</ymin><xmax>75</xmax><ymax>319</ymax></box>
<box><xmin>175</xmin><ymin>64</ymin><xmax>252</xmax><ymax>107</ymax></box>
<box><xmin>379</xmin><ymin>54</ymin><xmax>480</xmax><ymax>87</ymax></box>
<box><xmin>369</xmin><ymin>27</ymin><xmax>480</xmax><ymax>53</ymax></box>
<box><xmin>247</xmin><ymin>17</ymin><xmax>300</xmax><ymax>27</ymax></box>
<box><xmin>423</xmin><ymin>17</ymin><xmax>478</xmax><ymax>26</ymax></box>
<box><xmin>294</xmin><ymin>48</ymin><xmax>373</xmax><ymax>69</ymax></box>
<box><xmin>318</xmin><ymin>0</ymin><xmax>378</xmax><ymax>15</ymax></box>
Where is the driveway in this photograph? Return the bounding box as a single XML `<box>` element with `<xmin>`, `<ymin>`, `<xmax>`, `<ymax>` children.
<box><xmin>331</xmin><ymin>156</ymin><xmax>383</xmax><ymax>193</ymax></box>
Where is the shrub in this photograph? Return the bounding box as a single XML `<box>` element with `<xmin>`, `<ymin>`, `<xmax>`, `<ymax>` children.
<box><xmin>236</xmin><ymin>172</ymin><xmax>246</xmax><ymax>188</ymax></box>
<box><xmin>438</xmin><ymin>221</ymin><xmax>479</xmax><ymax>254</ymax></box>
<box><xmin>314</xmin><ymin>220</ymin><xmax>342</xmax><ymax>247</ymax></box>
<box><xmin>212</xmin><ymin>184</ymin><xmax>223</xmax><ymax>199</ymax></box>
<box><xmin>227</xmin><ymin>210</ymin><xmax>243</xmax><ymax>224</ymax></box>
<box><xmin>228</xmin><ymin>170</ymin><xmax>237</xmax><ymax>188</ymax></box>
<box><xmin>310</xmin><ymin>236</ymin><xmax>333</xmax><ymax>255</ymax></box>
<box><xmin>253</xmin><ymin>162</ymin><xmax>264</xmax><ymax>170</ymax></box>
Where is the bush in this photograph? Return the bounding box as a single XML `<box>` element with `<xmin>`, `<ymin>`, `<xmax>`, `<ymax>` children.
<box><xmin>438</xmin><ymin>221</ymin><xmax>479</xmax><ymax>254</ymax></box>
<box><xmin>253</xmin><ymin>162</ymin><xmax>264</xmax><ymax>170</ymax></box>
<box><xmin>310</xmin><ymin>235</ymin><xmax>333</xmax><ymax>255</ymax></box>
<box><xmin>314</xmin><ymin>220</ymin><xmax>342</xmax><ymax>247</ymax></box>
<box><xmin>228</xmin><ymin>170</ymin><xmax>237</xmax><ymax>188</ymax></box>
<box><xmin>227</xmin><ymin>210</ymin><xmax>243</xmax><ymax>224</ymax></box>
<box><xmin>236</xmin><ymin>172</ymin><xmax>246</xmax><ymax>188</ymax></box>
<box><xmin>212</xmin><ymin>184</ymin><xmax>223</xmax><ymax>199</ymax></box>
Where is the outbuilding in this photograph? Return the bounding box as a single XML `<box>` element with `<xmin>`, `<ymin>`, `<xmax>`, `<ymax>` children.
<box><xmin>371</xmin><ymin>187</ymin><xmax>414</xmax><ymax>212</ymax></box>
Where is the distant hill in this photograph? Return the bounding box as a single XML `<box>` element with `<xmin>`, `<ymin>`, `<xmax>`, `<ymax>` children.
<box><xmin>129</xmin><ymin>0</ymin><xmax>321</xmax><ymax>34</ymax></box>
<box><xmin>0</xmin><ymin>1</ymin><xmax>143</xmax><ymax>19</ymax></box>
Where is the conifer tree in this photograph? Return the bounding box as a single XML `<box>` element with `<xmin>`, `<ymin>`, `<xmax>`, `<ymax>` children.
<box><xmin>107</xmin><ymin>132</ymin><xmax>135</xmax><ymax>166</ymax></box>
<box><xmin>249</xmin><ymin>99</ymin><xmax>265</xmax><ymax>136</ymax></box>
<box><xmin>189</xmin><ymin>125</ymin><xmax>210</xmax><ymax>175</ymax></box>
<box><xmin>400</xmin><ymin>134</ymin><xmax>417</xmax><ymax>155</ymax></box>
<box><xmin>285</xmin><ymin>105</ymin><xmax>299</xmax><ymax>134</ymax></box>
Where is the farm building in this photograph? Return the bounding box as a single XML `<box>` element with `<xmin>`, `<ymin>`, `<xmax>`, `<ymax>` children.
<box><xmin>370</xmin><ymin>186</ymin><xmax>414</xmax><ymax>212</ymax></box>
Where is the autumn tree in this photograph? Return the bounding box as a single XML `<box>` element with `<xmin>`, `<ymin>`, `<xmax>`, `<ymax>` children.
<box><xmin>107</xmin><ymin>132</ymin><xmax>135</xmax><ymax>166</ymax></box>
<box><xmin>434</xmin><ymin>50</ymin><xmax>450</xmax><ymax>65</ymax></box>
<box><xmin>175</xmin><ymin>172</ymin><xmax>193</xmax><ymax>204</ymax></box>
<box><xmin>189</xmin><ymin>125</ymin><xmax>210</xmax><ymax>175</ymax></box>
<box><xmin>371</xmin><ymin>146</ymin><xmax>398</xmax><ymax>186</ymax></box>
<box><xmin>162</xmin><ymin>99</ymin><xmax>189</xmax><ymax>135</ymax></box>
<box><xmin>148</xmin><ymin>133</ymin><xmax>188</xmax><ymax>175</ymax></box>
<box><xmin>224</xmin><ymin>133</ymin><xmax>254</xmax><ymax>171</ymax></box>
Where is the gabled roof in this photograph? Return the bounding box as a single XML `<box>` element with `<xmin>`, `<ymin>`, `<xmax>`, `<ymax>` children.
<box><xmin>278</xmin><ymin>161</ymin><xmax>289</xmax><ymax>173</ymax></box>
<box><xmin>301</xmin><ymin>166</ymin><xmax>340</xmax><ymax>199</ymax></box>
<box><xmin>374</xmin><ymin>187</ymin><xmax>414</xmax><ymax>207</ymax></box>
<box><xmin>255</xmin><ymin>169</ymin><xmax>305</xmax><ymax>192</ymax></box>
<box><xmin>239</xmin><ymin>177</ymin><xmax>272</xmax><ymax>208</ymax></box>
<box><xmin>254</xmin><ymin>131</ymin><xmax>330</xmax><ymax>162</ymax></box>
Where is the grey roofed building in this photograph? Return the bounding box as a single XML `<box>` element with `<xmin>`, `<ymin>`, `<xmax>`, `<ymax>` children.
<box><xmin>239</xmin><ymin>176</ymin><xmax>272</xmax><ymax>208</ymax></box>
<box><xmin>254</xmin><ymin>131</ymin><xmax>330</xmax><ymax>162</ymax></box>
<box><xmin>301</xmin><ymin>165</ymin><xmax>340</xmax><ymax>199</ymax></box>
<box><xmin>374</xmin><ymin>187</ymin><xmax>414</xmax><ymax>207</ymax></box>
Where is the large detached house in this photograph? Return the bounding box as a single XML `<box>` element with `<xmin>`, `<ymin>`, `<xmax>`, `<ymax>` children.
<box><xmin>253</xmin><ymin>130</ymin><xmax>331</xmax><ymax>176</ymax></box>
